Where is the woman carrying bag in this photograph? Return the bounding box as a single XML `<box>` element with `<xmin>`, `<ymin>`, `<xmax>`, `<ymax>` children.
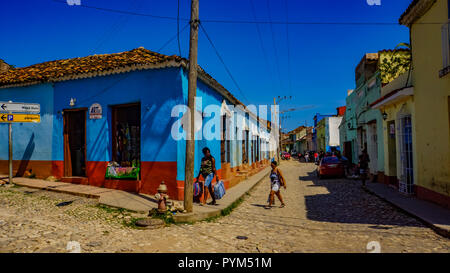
<box><xmin>196</xmin><ymin>147</ymin><xmax>219</xmax><ymax>206</ymax></box>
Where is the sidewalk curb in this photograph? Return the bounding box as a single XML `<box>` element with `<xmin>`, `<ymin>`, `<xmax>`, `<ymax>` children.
<box><xmin>11</xmin><ymin>181</ymin><xmax>102</xmax><ymax>199</ymax></box>
<box><xmin>363</xmin><ymin>186</ymin><xmax>450</xmax><ymax>239</ymax></box>
<box><xmin>172</xmin><ymin>169</ymin><xmax>270</xmax><ymax>223</ymax></box>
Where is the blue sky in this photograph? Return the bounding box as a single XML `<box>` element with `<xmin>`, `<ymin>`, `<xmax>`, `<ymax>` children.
<box><xmin>0</xmin><ymin>0</ymin><xmax>412</xmax><ymax>131</ymax></box>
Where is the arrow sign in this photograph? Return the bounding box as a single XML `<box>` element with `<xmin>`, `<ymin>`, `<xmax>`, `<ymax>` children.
<box><xmin>0</xmin><ymin>102</ymin><xmax>40</xmax><ymax>113</ymax></box>
<box><xmin>0</xmin><ymin>114</ymin><xmax>40</xmax><ymax>123</ymax></box>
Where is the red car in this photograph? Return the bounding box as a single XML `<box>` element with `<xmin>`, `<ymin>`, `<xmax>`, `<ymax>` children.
<box><xmin>282</xmin><ymin>152</ymin><xmax>291</xmax><ymax>160</ymax></box>
<box><xmin>316</xmin><ymin>156</ymin><xmax>345</xmax><ymax>179</ymax></box>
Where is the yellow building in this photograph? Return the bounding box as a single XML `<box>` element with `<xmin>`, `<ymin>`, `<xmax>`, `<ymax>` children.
<box><xmin>316</xmin><ymin>119</ymin><xmax>326</xmax><ymax>152</ymax></box>
<box><xmin>398</xmin><ymin>0</ymin><xmax>450</xmax><ymax>208</ymax></box>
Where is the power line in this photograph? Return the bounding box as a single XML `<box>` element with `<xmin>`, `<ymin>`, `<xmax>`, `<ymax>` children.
<box><xmin>52</xmin><ymin>0</ymin><xmax>179</xmax><ymax>21</ymax></box>
<box><xmin>249</xmin><ymin>0</ymin><xmax>276</xmax><ymax>93</ymax></box>
<box><xmin>75</xmin><ymin>28</ymin><xmax>191</xmax><ymax>106</ymax></box>
<box><xmin>266</xmin><ymin>0</ymin><xmax>284</xmax><ymax>92</ymax></box>
<box><xmin>201</xmin><ymin>20</ymin><xmax>420</xmax><ymax>25</ymax></box>
<box><xmin>157</xmin><ymin>23</ymin><xmax>190</xmax><ymax>52</ymax></box>
<box><xmin>285</xmin><ymin>0</ymin><xmax>292</xmax><ymax>96</ymax></box>
<box><xmin>51</xmin><ymin>0</ymin><xmax>443</xmax><ymax>26</ymax></box>
<box><xmin>199</xmin><ymin>23</ymin><xmax>250</xmax><ymax>104</ymax></box>
<box><xmin>177</xmin><ymin>0</ymin><xmax>182</xmax><ymax>57</ymax></box>
<box><xmin>91</xmin><ymin>0</ymin><xmax>144</xmax><ymax>54</ymax></box>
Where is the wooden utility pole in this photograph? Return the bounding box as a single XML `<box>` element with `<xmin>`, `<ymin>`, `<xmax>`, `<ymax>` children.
<box><xmin>8</xmin><ymin>120</ymin><xmax>12</xmax><ymax>185</ymax></box>
<box><xmin>273</xmin><ymin>97</ymin><xmax>280</xmax><ymax>163</ymax></box>
<box><xmin>184</xmin><ymin>0</ymin><xmax>199</xmax><ymax>213</ymax></box>
<box><xmin>8</xmin><ymin>100</ymin><xmax>12</xmax><ymax>185</ymax></box>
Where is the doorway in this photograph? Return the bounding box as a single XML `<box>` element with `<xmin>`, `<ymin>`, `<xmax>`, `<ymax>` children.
<box><xmin>387</xmin><ymin>120</ymin><xmax>397</xmax><ymax>186</ymax></box>
<box><xmin>242</xmin><ymin>130</ymin><xmax>249</xmax><ymax>164</ymax></box>
<box><xmin>111</xmin><ymin>103</ymin><xmax>141</xmax><ymax>178</ymax></box>
<box><xmin>63</xmin><ymin>109</ymin><xmax>87</xmax><ymax>177</ymax></box>
<box><xmin>344</xmin><ymin>141</ymin><xmax>353</xmax><ymax>163</ymax></box>
<box><xmin>367</xmin><ymin>121</ymin><xmax>378</xmax><ymax>175</ymax></box>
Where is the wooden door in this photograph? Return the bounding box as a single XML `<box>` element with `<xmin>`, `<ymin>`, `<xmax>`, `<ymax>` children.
<box><xmin>63</xmin><ymin>109</ymin><xmax>87</xmax><ymax>177</ymax></box>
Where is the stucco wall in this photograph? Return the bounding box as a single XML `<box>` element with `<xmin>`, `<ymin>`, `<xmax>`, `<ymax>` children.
<box><xmin>0</xmin><ymin>83</ymin><xmax>54</xmax><ymax>162</ymax></box>
<box><xmin>53</xmin><ymin>68</ymin><xmax>182</xmax><ymax>163</ymax></box>
<box><xmin>410</xmin><ymin>0</ymin><xmax>450</xmax><ymax>197</ymax></box>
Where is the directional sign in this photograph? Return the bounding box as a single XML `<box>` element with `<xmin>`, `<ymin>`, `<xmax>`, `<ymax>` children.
<box><xmin>0</xmin><ymin>114</ymin><xmax>40</xmax><ymax>123</ymax></box>
<box><xmin>0</xmin><ymin>102</ymin><xmax>40</xmax><ymax>113</ymax></box>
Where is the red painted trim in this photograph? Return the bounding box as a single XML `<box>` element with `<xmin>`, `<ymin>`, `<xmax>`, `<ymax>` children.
<box><xmin>0</xmin><ymin>160</ymin><xmax>59</xmax><ymax>179</ymax></box>
<box><xmin>86</xmin><ymin>161</ymin><xmax>107</xmax><ymax>188</ymax></box>
<box><xmin>104</xmin><ymin>179</ymin><xmax>141</xmax><ymax>193</ymax></box>
<box><xmin>140</xmin><ymin>161</ymin><xmax>178</xmax><ymax>197</ymax></box>
<box><xmin>2</xmin><ymin>159</ymin><xmax>270</xmax><ymax>201</ymax></box>
<box><xmin>382</xmin><ymin>175</ymin><xmax>399</xmax><ymax>188</ymax></box>
<box><xmin>415</xmin><ymin>185</ymin><xmax>450</xmax><ymax>209</ymax></box>
<box><xmin>52</xmin><ymin>161</ymin><xmax>64</xmax><ymax>178</ymax></box>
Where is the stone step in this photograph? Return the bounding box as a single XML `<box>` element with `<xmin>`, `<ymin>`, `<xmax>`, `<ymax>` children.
<box><xmin>60</xmin><ymin>177</ymin><xmax>89</xmax><ymax>184</ymax></box>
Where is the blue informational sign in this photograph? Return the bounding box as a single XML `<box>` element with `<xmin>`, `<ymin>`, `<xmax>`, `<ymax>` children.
<box><xmin>7</xmin><ymin>115</ymin><xmax>13</xmax><ymax>121</ymax></box>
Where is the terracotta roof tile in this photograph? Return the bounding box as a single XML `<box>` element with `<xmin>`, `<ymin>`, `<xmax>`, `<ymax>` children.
<box><xmin>0</xmin><ymin>47</ymin><xmax>182</xmax><ymax>87</ymax></box>
<box><xmin>399</xmin><ymin>0</ymin><xmax>436</xmax><ymax>26</ymax></box>
<box><xmin>0</xmin><ymin>47</ymin><xmax>251</xmax><ymax>114</ymax></box>
<box><xmin>399</xmin><ymin>0</ymin><xmax>421</xmax><ymax>24</ymax></box>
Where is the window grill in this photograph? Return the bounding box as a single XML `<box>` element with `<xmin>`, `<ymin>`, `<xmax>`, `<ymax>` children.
<box><xmin>398</xmin><ymin>116</ymin><xmax>414</xmax><ymax>194</ymax></box>
<box><xmin>442</xmin><ymin>20</ymin><xmax>450</xmax><ymax>69</ymax></box>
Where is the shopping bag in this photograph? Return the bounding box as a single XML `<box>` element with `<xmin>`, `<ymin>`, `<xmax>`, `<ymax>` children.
<box><xmin>214</xmin><ymin>180</ymin><xmax>226</xmax><ymax>200</ymax></box>
<box><xmin>193</xmin><ymin>181</ymin><xmax>202</xmax><ymax>197</ymax></box>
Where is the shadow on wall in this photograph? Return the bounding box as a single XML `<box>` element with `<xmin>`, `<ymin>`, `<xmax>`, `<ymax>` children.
<box><xmin>16</xmin><ymin>133</ymin><xmax>35</xmax><ymax>176</ymax></box>
<box><xmin>141</xmin><ymin>99</ymin><xmax>178</xmax><ymax>162</ymax></box>
<box><xmin>299</xmin><ymin>171</ymin><xmax>423</xmax><ymax>228</ymax></box>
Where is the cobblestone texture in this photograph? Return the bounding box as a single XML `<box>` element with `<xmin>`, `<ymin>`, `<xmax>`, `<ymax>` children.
<box><xmin>0</xmin><ymin>161</ymin><xmax>448</xmax><ymax>253</ymax></box>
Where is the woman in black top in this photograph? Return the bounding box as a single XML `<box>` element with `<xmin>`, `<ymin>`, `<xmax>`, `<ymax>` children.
<box><xmin>358</xmin><ymin>149</ymin><xmax>370</xmax><ymax>187</ymax></box>
<box><xmin>196</xmin><ymin>147</ymin><xmax>219</xmax><ymax>205</ymax></box>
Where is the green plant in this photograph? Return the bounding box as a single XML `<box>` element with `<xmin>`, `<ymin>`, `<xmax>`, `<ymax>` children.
<box><xmin>379</xmin><ymin>43</ymin><xmax>412</xmax><ymax>85</ymax></box>
<box><xmin>150</xmin><ymin>209</ymin><xmax>175</xmax><ymax>225</ymax></box>
<box><xmin>221</xmin><ymin>195</ymin><xmax>245</xmax><ymax>216</ymax></box>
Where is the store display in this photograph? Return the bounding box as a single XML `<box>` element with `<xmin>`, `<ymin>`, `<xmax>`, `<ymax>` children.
<box><xmin>107</xmin><ymin>104</ymin><xmax>141</xmax><ymax>180</ymax></box>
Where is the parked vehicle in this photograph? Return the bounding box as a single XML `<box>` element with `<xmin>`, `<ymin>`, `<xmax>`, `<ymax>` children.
<box><xmin>281</xmin><ymin>152</ymin><xmax>291</xmax><ymax>160</ymax></box>
<box><xmin>316</xmin><ymin>156</ymin><xmax>345</xmax><ymax>179</ymax></box>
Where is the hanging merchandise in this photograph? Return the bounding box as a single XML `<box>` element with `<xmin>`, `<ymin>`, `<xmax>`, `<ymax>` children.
<box><xmin>106</xmin><ymin>104</ymin><xmax>141</xmax><ymax>180</ymax></box>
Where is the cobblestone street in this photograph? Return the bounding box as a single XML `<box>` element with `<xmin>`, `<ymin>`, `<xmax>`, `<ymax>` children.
<box><xmin>0</xmin><ymin>160</ymin><xmax>449</xmax><ymax>253</ymax></box>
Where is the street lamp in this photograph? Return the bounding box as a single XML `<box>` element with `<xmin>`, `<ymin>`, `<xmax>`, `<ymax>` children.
<box><xmin>382</xmin><ymin>111</ymin><xmax>388</xmax><ymax>120</ymax></box>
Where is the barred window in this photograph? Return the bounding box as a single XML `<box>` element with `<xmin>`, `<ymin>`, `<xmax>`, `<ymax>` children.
<box><xmin>442</xmin><ymin>20</ymin><xmax>450</xmax><ymax>69</ymax></box>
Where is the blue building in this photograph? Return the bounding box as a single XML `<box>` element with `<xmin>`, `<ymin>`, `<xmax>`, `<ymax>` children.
<box><xmin>0</xmin><ymin>48</ymin><xmax>271</xmax><ymax>200</ymax></box>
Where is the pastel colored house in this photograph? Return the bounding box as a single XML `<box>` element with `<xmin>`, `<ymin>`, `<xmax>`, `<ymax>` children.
<box><xmin>312</xmin><ymin>113</ymin><xmax>334</xmax><ymax>151</ymax></box>
<box><xmin>282</xmin><ymin>125</ymin><xmax>305</xmax><ymax>153</ymax></box>
<box><xmin>395</xmin><ymin>0</ymin><xmax>450</xmax><ymax>208</ymax></box>
<box><xmin>295</xmin><ymin>126</ymin><xmax>313</xmax><ymax>154</ymax></box>
<box><xmin>316</xmin><ymin>119</ymin><xmax>326</xmax><ymax>152</ymax></box>
<box><xmin>371</xmin><ymin>72</ymin><xmax>414</xmax><ymax>191</ymax></box>
<box><xmin>340</xmin><ymin>50</ymin><xmax>410</xmax><ymax>181</ymax></box>
<box><xmin>313</xmin><ymin>108</ymin><xmax>344</xmax><ymax>154</ymax></box>
<box><xmin>339</xmin><ymin>90</ymin><xmax>357</xmax><ymax>164</ymax></box>
<box><xmin>0</xmin><ymin>48</ymin><xmax>271</xmax><ymax>200</ymax></box>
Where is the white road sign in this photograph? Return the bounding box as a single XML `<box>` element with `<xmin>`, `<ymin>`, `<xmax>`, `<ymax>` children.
<box><xmin>0</xmin><ymin>102</ymin><xmax>40</xmax><ymax>113</ymax></box>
